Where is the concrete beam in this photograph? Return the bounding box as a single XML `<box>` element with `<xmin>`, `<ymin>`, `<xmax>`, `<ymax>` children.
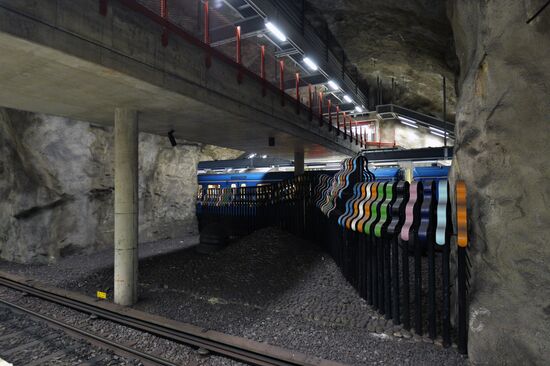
<box><xmin>114</xmin><ymin>108</ymin><xmax>139</xmax><ymax>306</ymax></box>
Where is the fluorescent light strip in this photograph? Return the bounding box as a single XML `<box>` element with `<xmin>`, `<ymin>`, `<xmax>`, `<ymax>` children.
<box><xmin>265</xmin><ymin>22</ymin><xmax>287</xmax><ymax>42</ymax></box>
<box><xmin>303</xmin><ymin>57</ymin><xmax>318</xmax><ymax>71</ymax></box>
<box><xmin>430</xmin><ymin>131</ymin><xmax>446</xmax><ymax>138</ymax></box>
<box><xmin>401</xmin><ymin>121</ymin><xmax>418</xmax><ymax>129</ymax></box>
<box><xmin>355</xmin><ymin>106</ymin><xmax>363</xmax><ymax>113</ymax></box>
<box><xmin>398</xmin><ymin>115</ymin><xmax>418</xmax><ymax>124</ymax></box>
<box><xmin>343</xmin><ymin>95</ymin><xmax>353</xmax><ymax>103</ymax></box>
<box><xmin>327</xmin><ymin>80</ymin><xmax>339</xmax><ymax>90</ymax></box>
<box><xmin>429</xmin><ymin>126</ymin><xmax>445</xmax><ymax>134</ymax></box>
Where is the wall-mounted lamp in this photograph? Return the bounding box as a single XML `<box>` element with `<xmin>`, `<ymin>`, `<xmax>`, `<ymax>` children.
<box><xmin>168</xmin><ymin>130</ymin><xmax>177</xmax><ymax>147</ymax></box>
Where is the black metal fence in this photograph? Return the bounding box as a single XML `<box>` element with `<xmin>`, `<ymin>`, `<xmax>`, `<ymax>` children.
<box><xmin>196</xmin><ymin>159</ymin><xmax>469</xmax><ymax>353</ymax></box>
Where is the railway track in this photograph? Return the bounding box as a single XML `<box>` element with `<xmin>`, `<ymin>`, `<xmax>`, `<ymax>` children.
<box><xmin>0</xmin><ymin>300</ymin><xmax>169</xmax><ymax>365</ymax></box>
<box><xmin>0</xmin><ymin>274</ymin><xmax>343</xmax><ymax>366</ymax></box>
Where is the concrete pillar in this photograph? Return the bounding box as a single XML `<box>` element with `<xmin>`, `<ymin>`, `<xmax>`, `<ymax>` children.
<box><xmin>402</xmin><ymin>161</ymin><xmax>413</xmax><ymax>182</ymax></box>
<box><xmin>294</xmin><ymin>150</ymin><xmax>304</xmax><ymax>176</ymax></box>
<box><xmin>114</xmin><ymin>108</ymin><xmax>139</xmax><ymax>306</ymax></box>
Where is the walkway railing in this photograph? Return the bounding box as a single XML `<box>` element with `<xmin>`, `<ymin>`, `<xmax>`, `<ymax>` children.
<box><xmin>101</xmin><ymin>0</ymin><xmax>369</xmax><ymax>147</ymax></box>
<box><xmin>197</xmin><ymin>160</ymin><xmax>470</xmax><ymax>354</ymax></box>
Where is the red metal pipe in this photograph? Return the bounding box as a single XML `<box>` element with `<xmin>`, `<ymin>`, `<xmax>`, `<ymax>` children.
<box><xmin>308</xmin><ymin>84</ymin><xmax>313</xmax><ymax>121</ymax></box>
<box><xmin>355</xmin><ymin>121</ymin><xmax>361</xmax><ymax>146</ymax></box>
<box><xmin>99</xmin><ymin>0</ymin><xmax>108</xmax><ymax>16</ymax></box>
<box><xmin>279</xmin><ymin>60</ymin><xmax>285</xmax><ymax>106</ymax></box>
<box><xmin>318</xmin><ymin>91</ymin><xmax>323</xmax><ymax>126</ymax></box>
<box><xmin>295</xmin><ymin>73</ymin><xmax>300</xmax><ymax>114</ymax></box>
<box><xmin>236</xmin><ymin>26</ymin><xmax>241</xmax><ymax>64</ymax></box>
<box><xmin>336</xmin><ymin>106</ymin><xmax>340</xmax><ymax>136</ymax></box>
<box><xmin>236</xmin><ymin>26</ymin><xmax>243</xmax><ymax>83</ymax></box>
<box><xmin>160</xmin><ymin>0</ymin><xmax>168</xmax><ymax>47</ymax></box>
<box><xmin>203</xmin><ymin>1</ymin><xmax>211</xmax><ymax>68</ymax></box>
<box><xmin>260</xmin><ymin>46</ymin><xmax>266</xmax><ymax>96</ymax></box>
<box><xmin>342</xmin><ymin>112</ymin><xmax>347</xmax><ymax>139</ymax></box>
<box><xmin>327</xmin><ymin>99</ymin><xmax>332</xmax><ymax>131</ymax></box>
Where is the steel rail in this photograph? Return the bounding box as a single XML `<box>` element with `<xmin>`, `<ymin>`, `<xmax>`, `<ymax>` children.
<box><xmin>0</xmin><ymin>276</ymin><xmax>313</xmax><ymax>366</ymax></box>
<box><xmin>0</xmin><ymin>298</ymin><xmax>177</xmax><ymax>366</ymax></box>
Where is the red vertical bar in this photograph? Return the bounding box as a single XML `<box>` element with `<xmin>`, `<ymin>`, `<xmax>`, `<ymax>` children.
<box><xmin>308</xmin><ymin>84</ymin><xmax>313</xmax><ymax>121</ymax></box>
<box><xmin>99</xmin><ymin>0</ymin><xmax>108</xmax><ymax>16</ymax></box>
<box><xmin>160</xmin><ymin>0</ymin><xmax>168</xmax><ymax>47</ymax></box>
<box><xmin>260</xmin><ymin>46</ymin><xmax>266</xmax><ymax>96</ymax></box>
<box><xmin>355</xmin><ymin>120</ymin><xmax>359</xmax><ymax>145</ymax></box>
<box><xmin>342</xmin><ymin>112</ymin><xmax>347</xmax><ymax>139</ymax></box>
<box><xmin>318</xmin><ymin>91</ymin><xmax>323</xmax><ymax>126</ymax></box>
<box><xmin>279</xmin><ymin>60</ymin><xmax>285</xmax><ymax>106</ymax></box>
<box><xmin>295</xmin><ymin>73</ymin><xmax>300</xmax><ymax>114</ymax></box>
<box><xmin>336</xmin><ymin>106</ymin><xmax>340</xmax><ymax>136</ymax></box>
<box><xmin>328</xmin><ymin>99</ymin><xmax>332</xmax><ymax>131</ymax></box>
<box><xmin>204</xmin><ymin>1</ymin><xmax>211</xmax><ymax>68</ymax></box>
<box><xmin>236</xmin><ymin>26</ymin><xmax>243</xmax><ymax>84</ymax></box>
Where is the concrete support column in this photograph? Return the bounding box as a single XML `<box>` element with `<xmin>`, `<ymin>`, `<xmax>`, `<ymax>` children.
<box><xmin>402</xmin><ymin>161</ymin><xmax>413</xmax><ymax>182</ymax></box>
<box><xmin>114</xmin><ymin>108</ymin><xmax>139</xmax><ymax>306</ymax></box>
<box><xmin>294</xmin><ymin>150</ymin><xmax>304</xmax><ymax>176</ymax></box>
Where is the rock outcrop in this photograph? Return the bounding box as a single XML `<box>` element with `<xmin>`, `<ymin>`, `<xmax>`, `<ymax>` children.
<box><xmin>0</xmin><ymin>108</ymin><xmax>239</xmax><ymax>263</ymax></box>
<box><xmin>448</xmin><ymin>0</ymin><xmax>550</xmax><ymax>364</ymax></box>
<box><xmin>305</xmin><ymin>0</ymin><xmax>458</xmax><ymax>118</ymax></box>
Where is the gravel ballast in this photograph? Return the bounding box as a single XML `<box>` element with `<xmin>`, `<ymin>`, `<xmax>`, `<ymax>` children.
<box><xmin>0</xmin><ymin>229</ymin><xmax>467</xmax><ymax>365</ymax></box>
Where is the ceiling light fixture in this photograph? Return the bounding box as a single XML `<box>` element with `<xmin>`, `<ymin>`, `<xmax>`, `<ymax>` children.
<box><xmin>343</xmin><ymin>95</ymin><xmax>353</xmax><ymax>103</ymax></box>
<box><xmin>355</xmin><ymin>106</ymin><xmax>364</xmax><ymax>113</ymax></box>
<box><xmin>303</xmin><ymin>57</ymin><xmax>319</xmax><ymax>71</ymax></box>
<box><xmin>327</xmin><ymin>80</ymin><xmax>339</xmax><ymax>90</ymax></box>
<box><xmin>430</xmin><ymin>131</ymin><xmax>446</xmax><ymax>138</ymax></box>
<box><xmin>398</xmin><ymin>115</ymin><xmax>418</xmax><ymax>124</ymax></box>
<box><xmin>400</xmin><ymin>120</ymin><xmax>419</xmax><ymax>129</ymax></box>
<box><xmin>265</xmin><ymin>22</ymin><xmax>287</xmax><ymax>42</ymax></box>
<box><xmin>429</xmin><ymin>126</ymin><xmax>446</xmax><ymax>134</ymax></box>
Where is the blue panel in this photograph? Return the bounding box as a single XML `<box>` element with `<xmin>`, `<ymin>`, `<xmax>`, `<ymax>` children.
<box><xmin>413</xmin><ymin>166</ymin><xmax>450</xmax><ymax>181</ymax></box>
<box><xmin>373</xmin><ymin>167</ymin><xmax>401</xmax><ymax>181</ymax></box>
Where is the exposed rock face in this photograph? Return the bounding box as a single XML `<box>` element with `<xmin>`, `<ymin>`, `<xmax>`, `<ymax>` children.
<box><xmin>448</xmin><ymin>0</ymin><xmax>550</xmax><ymax>364</ymax></box>
<box><xmin>0</xmin><ymin>108</ymin><xmax>238</xmax><ymax>263</ymax></box>
<box><xmin>305</xmin><ymin>0</ymin><xmax>458</xmax><ymax>118</ymax></box>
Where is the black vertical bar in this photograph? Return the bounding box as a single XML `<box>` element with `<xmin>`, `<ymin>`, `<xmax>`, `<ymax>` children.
<box><xmin>372</xmin><ymin>236</ymin><xmax>378</xmax><ymax>308</ymax></box>
<box><xmin>413</xmin><ymin>233</ymin><xmax>422</xmax><ymax>335</ymax></box>
<box><xmin>428</xmin><ymin>236</ymin><xmax>436</xmax><ymax>339</ymax></box>
<box><xmin>366</xmin><ymin>235</ymin><xmax>372</xmax><ymax>304</ymax></box>
<box><xmin>378</xmin><ymin>236</ymin><xmax>385</xmax><ymax>314</ymax></box>
<box><xmin>457</xmin><ymin>247</ymin><xmax>468</xmax><ymax>354</ymax></box>
<box><xmin>442</xmin><ymin>241</ymin><xmax>451</xmax><ymax>347</ymax></box>
<box><xmin>443</xmin><ymin>76</ymin><xmax>447</xmax><ymax>147</ymax></box>
<box><xmin>384</xmin><ymin>236</ymin><xmax>392</xmax><ymax>319</ymax></box>
<box><xmin>392</xmin><ymin>236</ymin><xmax>400</xmax><ymax>324</ymax></box>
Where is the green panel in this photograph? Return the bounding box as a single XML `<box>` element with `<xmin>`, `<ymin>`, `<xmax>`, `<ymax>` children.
<box><xmin>364</xmin><ymin>183</ymin><xmax>386</xmax><ymax>235</ymax></box>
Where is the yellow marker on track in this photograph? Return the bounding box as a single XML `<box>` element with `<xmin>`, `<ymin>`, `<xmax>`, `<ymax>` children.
<box><xmin>96</xmin><ymin>291</ymin><xmax>107</xmax><ymax>300</ymax></box>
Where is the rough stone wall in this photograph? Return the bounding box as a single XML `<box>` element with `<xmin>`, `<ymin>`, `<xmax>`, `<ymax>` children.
<box><xmin>448</xmin><ymin>1</ymin><xmax>550</xmax><ymax>364</ymax></box>
<box><xmin>0</xmin><ymin>108</ymin><xmax>238</xmax><ymax>264</ymax></box>
<box><xmin>305</xmin><ymin>0</ymin><xmax>458</xmax><ymax>118</ymax></box>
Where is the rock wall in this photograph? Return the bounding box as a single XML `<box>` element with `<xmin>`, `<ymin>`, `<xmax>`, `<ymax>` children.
<box><xmin>448</xmin><ymin>0</ymin><xmax>550</xmax><ymax>364</ymax></box>
<box><xmin>0</xmin><ymin>108</ymin><xmax>239</xmax><ymax>264</ymax></box>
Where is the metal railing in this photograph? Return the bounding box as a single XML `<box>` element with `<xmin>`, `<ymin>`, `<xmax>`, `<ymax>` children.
<box><xmin>100</xmin><ymin>0</ymin><xmax>369</xmax><ymax>147</ymax></box>
<box><xmin>197</xmin><ymin>163</ymin><xmax>470</xmax><ymax>354</ymax></box>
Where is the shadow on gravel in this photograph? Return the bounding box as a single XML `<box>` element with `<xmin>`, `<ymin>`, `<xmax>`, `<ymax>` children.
<box><xmin>69</xmin><ymin>227</ymin><xmax>321</xmax><ymax>308</ymax></box>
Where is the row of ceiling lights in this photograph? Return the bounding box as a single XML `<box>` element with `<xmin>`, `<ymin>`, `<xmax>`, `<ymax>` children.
<box><xmin>398</xmin><ymin>116</ymin><xmax>451</xmax><ymax>139</ymax></box>
<box><xmin>264</xmin><ymin>21</ymin><xmax>364</xmax><ymax>114</ymax></box>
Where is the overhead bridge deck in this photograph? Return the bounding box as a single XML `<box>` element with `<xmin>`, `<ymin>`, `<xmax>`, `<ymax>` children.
<box><xmin>0</xmin><ymin>0</ymin><xmax>360</xmax><ymax>160</ymax></box>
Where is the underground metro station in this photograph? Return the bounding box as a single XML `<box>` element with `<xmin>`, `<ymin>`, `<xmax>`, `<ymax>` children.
<box><xmin>0</xmin><ymin>0</ymin><xmax>548</xmax><ymax>365</ymax></box>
